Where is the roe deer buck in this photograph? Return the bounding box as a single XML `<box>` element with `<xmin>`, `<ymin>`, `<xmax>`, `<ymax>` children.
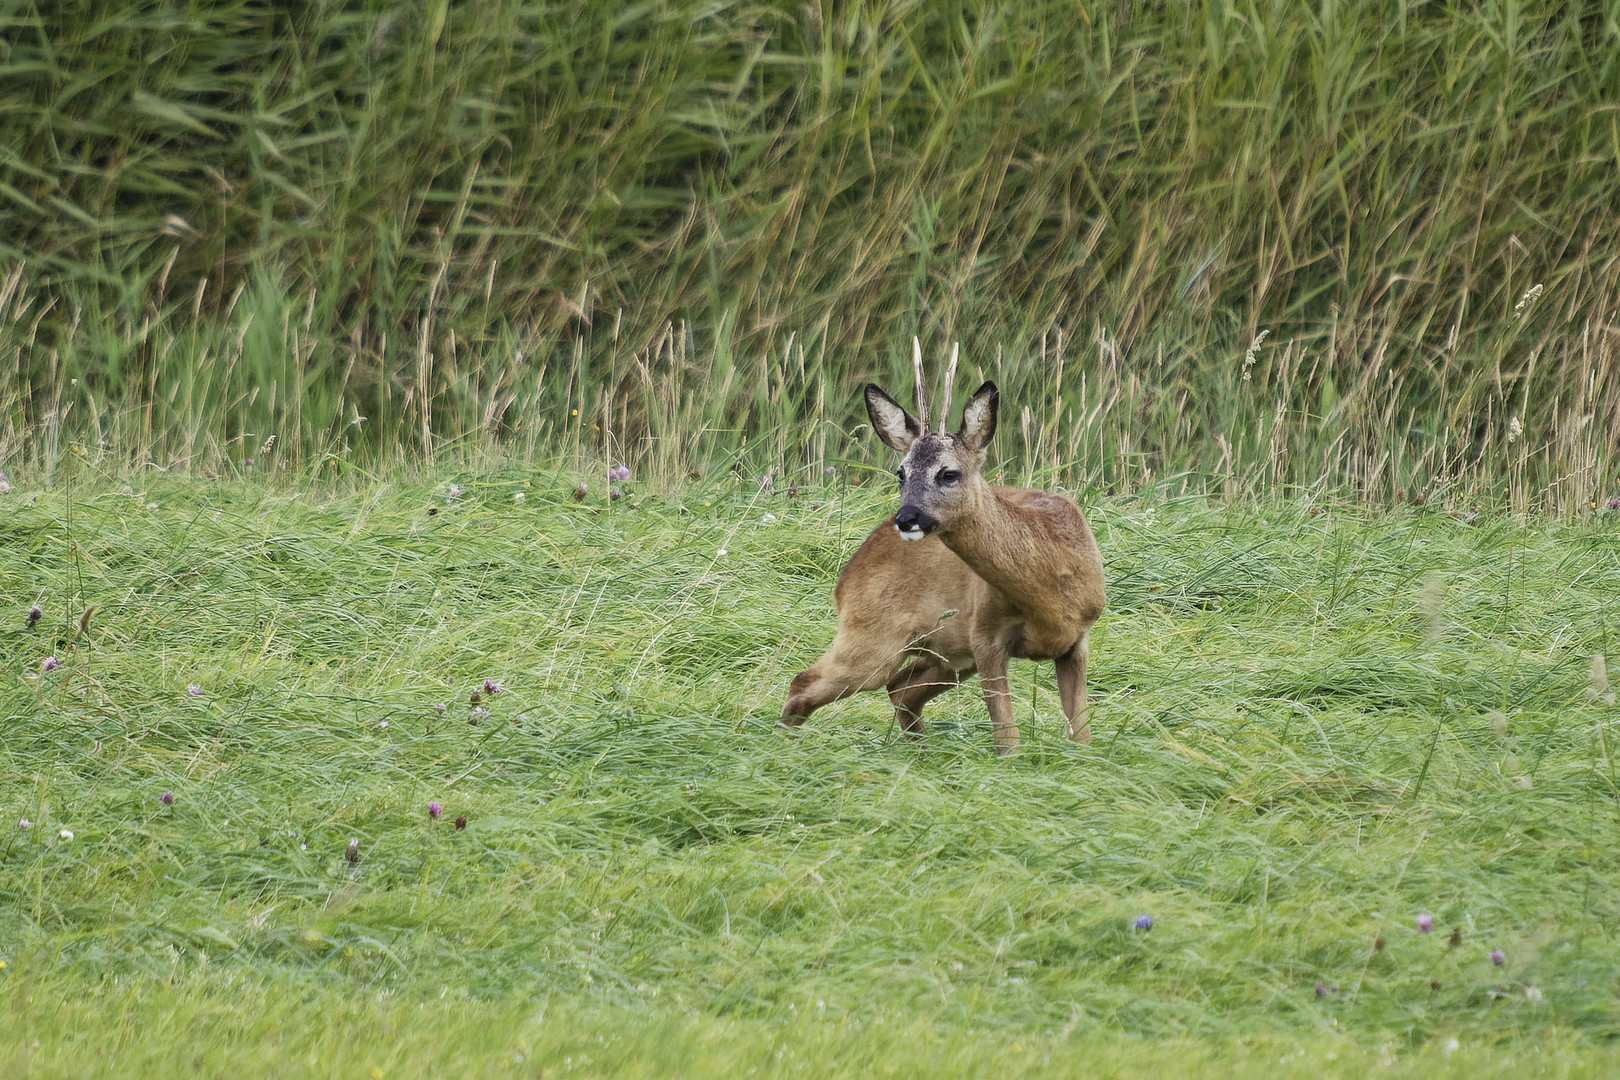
<box><xmin>780</xmin><ymin>348</ymin><xmax>1104</xmax><ymax>754</ymax></box>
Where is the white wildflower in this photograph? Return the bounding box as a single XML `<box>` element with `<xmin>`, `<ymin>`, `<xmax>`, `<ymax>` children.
<box><xmin>1241</xmin><ymin>329</ymin><xmax>1269</xmax><ymax>382</ymax></box>
<box><xmin>1513</xmin><ymin>283</ymin><xmax>1543</xmax><ymax>318</ymax></box>
<box><xmin>1506</xmin><ymin>416</ymin><xmax>1522</xmax><ymax>444</ymax></box>
<box><xmin>58</xmin><ymin>829</ymin><xmax>73</xmax><ymax>841</ymax></box>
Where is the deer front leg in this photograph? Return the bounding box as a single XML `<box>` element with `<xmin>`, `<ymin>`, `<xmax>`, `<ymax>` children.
<box><xmin>975</xmin><ymin>641</ymin><xmax>1018</xmax><ymax>755</ymax></box>
<box><xmin>1055</xmin><ymin>632</ymin><xmax>1091</xmax><ymax>744</ymax></box>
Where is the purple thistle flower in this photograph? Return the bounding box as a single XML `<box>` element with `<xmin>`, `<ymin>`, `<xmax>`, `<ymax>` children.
<box><xmin>434</xmin><ymin>702</ymin><xmax>446</xmax><ymax>711</ymax></box>
<box><xmin>483</xmin><ymin>678</ymin><xmax>503</xmax><ymax>695</ymax></box>
<box><xmin>428</xmin><ymin>801</ymin><xmax>443</xmax><ymax>819</ymax></box>
<box><xmin>186</xmin><ymin>683</ymin><xmax>202</xmax><ymax>696</ymax></box>
<box><xmin>28</xmin><ymin>604</ymin><xmax>42</xmax><ymax>627</ymax></box>
<box><xmin>160</xmin><ymin>791</ymin><xmax>175</xmax><ymax>806</ymax></box>
<box><xmin>41</xmin><ymin>655</ymin><xmax>58</xmax><ymax>673</ymax></box>
<box><xmin>1133</xmin><ymin>914</ymin><xmax>1153</xmax><ymax>930</ymax></box>
<box><xmin>345</xmin><ymin>837</ymin><xmax>360</xmax><ymax>863</ymax></box>
<box><xmin>1490</xmin><ymin>948</ymin><xmax>1505</xmax><ymax>965</ymax></box>
<box><xmin>1416</xmin><ymin>913</ymin><xmax>1434</xmax><ymax>933</ymax></box>
<box><xmin>1609</xmin><ymin>499</ymin><xmax>1619</xmax><ymax>510</ymax></box>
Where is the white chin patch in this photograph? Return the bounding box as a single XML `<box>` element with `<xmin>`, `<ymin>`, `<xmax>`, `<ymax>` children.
<box><xmin>896</xmin><ymin>526</ymin><xmax>927</xmax><ymax>541</ymax></box>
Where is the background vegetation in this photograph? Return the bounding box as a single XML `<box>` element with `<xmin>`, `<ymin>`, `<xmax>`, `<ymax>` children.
<box><xmin>3</xmin><ymin>476</ymin><xmax>1619</xmax><ymax>1075</ymax></box>
<box><xmin>2</xmin><ymin>0</ymin><xmax>1618</xmax><ymax>505</ymax></box>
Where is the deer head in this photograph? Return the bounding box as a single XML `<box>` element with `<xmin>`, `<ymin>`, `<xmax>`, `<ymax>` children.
<box><xmin>864</xmin><ymin>379</ymin><xmax>999</xmax><ymax>540</ymax></box>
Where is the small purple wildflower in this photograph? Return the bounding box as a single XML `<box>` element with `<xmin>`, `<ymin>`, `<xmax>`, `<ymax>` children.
<box><xmin>469</xmin><ymin>706</ymin><xmax>488</xmax><ymax>725</ymax></box>
<box><xmin>186</xmin><ymin>683</ymin><xmax>202</xmax><ymax>696</ymax></box>
<box><xmin>1133</xmin><ymin>914</ymin><xmax>1153</xmax><ymax>930</ymax></box>
<box><xmin>434</xmin><ymin>702</ymin><xmax>446</xmax><ymax>711</ymax></box>
<box><xmin>28</xmin><ymin>604</ymin><xmax>42</xmax><ymax>627</ymax></box>
<box><xmin>824</xmin><ymin>466</ymin><xmax>836</xmax><ymax>475</ymax></box>
<box><xmin>428</xmin><ymin>801</ymin><xmax>443</xmax><ymax>820</ymax></box>
<box><xmin>1610</xmin><ymin>499</ymin><xmax>1619</xmax><ymax>510</ymax></box>
<box><xmin>609</xmin><ymin>465</ymin><xmax>631</xmax><ymax>482</ymax></box>
<box><xmin>483</xmin><ymin>678</ymin><xmax>503</xmax><ymax>695</ymax></box>
<box><xmin>1315</xmin><ymin>980</ymin><xmax>1337</xmax><ymax>997</ymax></box>
<box><xmin>1417</xmin><ymin>913</ymin><xmax>1434</xmax><ymax>933</ymax></box>
<box><xmin>41</xmin><ymin>656</ymin><xmax>58</xmax><ymax>673</ymax></box>
<box><xmin>1490</xmin><ymin>948</ymin><xmax>1505</xmax><ymax>966</ymax></box>
<box><xmin>160</xmin><ymin>791</ymin><xmax>175</xmax><ymax>806</ymax></box>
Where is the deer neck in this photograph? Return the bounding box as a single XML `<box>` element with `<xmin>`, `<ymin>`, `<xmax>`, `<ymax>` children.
<box><xmin>936</xmin><ymin>483</ymin><xmax>1046</xmax><ymax>608</ymax></box>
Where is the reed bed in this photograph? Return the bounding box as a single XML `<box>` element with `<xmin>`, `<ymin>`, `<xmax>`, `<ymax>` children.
<box><xmin>1</xmin><ymin>1</ymin><xmax>1617</xmax><ymax>507</ymax></box>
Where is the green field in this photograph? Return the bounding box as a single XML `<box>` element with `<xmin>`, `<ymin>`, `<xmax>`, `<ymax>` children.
<box><xmin>3</xmin><ymin>469</ymin><xmax>1618</xmax><ymax>1076</ymax></box>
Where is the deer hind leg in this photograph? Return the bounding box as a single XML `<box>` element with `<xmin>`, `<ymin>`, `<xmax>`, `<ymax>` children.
<box><xmin>1055</xmin><ymin>632</ymin><xmax>1091</xmax><ymax>744</ymax></box>
<box><xmin>780</xmin><ymin>631</ymin><xmax>906</xmax><ymax>727</ymax></box>
<box><xmin>885</xmin><ymin>657</ymin><xmax>962</xmax><ymax>735</ymax></box>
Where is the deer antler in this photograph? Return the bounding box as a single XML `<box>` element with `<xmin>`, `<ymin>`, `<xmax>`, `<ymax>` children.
<box><xmin>937</xmin><ymin>341</ymin><xmax>959</xmax><ymax>433</ymax></box>
<box><xmin>912</xmin><ymin>337</ymin><xmax>930</xmax><ymax>430</ymax></box>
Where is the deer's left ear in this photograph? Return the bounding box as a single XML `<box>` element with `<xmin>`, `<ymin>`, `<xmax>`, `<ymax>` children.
<box><xmin>957</xmin><ymin>381</ymin><xmax>998</xmax><ymax>452</ymax></box>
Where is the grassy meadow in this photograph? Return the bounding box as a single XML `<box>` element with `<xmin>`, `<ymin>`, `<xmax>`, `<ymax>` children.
<box><xmin>2</xmin><ymin>468</ymin><xmax>1619</xmax><ymax>1076</ymax></box>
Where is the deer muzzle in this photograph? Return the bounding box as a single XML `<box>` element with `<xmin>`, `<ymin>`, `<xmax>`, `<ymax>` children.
<box><xmin>894</xmin><ymin>506</ymin><xmax>937</xmax><ymax>540</ymax></box>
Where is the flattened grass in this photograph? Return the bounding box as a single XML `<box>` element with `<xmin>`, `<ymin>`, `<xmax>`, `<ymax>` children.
<box><xmin>2</xmin><ymin>470</ymin><xmax>1619</xmax><ymax>1076</ymax></box>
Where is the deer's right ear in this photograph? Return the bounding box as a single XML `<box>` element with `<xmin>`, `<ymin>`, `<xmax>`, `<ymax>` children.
<box><xmin>865</xmin><ymin>383</ymin><xmax>922</xmax><ymax>454</ymax></box>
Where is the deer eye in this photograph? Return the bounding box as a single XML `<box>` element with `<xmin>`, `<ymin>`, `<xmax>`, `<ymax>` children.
<box><xmin>936</xmin><ymin>469</ymin><xmax>961</xmax><ymax>485</ymax></box>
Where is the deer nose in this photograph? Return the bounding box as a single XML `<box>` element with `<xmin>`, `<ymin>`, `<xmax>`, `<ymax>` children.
<box><xmin>894</xmin><ymin>506</ymin><xmax>936</xmax><ymax>540</ymax></box>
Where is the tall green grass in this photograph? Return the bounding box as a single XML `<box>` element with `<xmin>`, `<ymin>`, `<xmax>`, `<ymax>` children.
<box><xmin>2</xmin><ymin>1</ymin><xmax>1618</xmax><ymax>505</ymax></box>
